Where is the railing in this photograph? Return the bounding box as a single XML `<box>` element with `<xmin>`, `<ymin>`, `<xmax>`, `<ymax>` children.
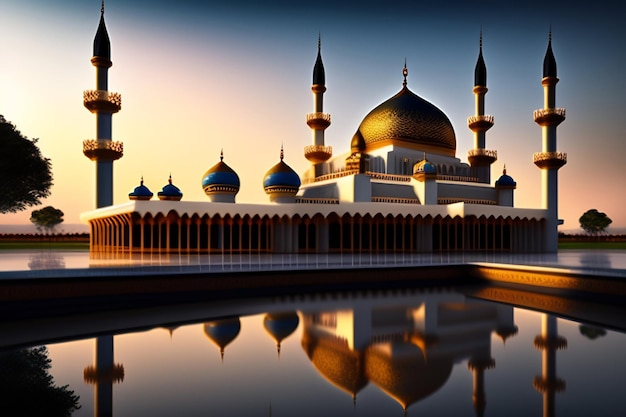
<box><xmin>83</xmin><ymin>139</ymin><xmax>124</xmax><ymax>153</ymax></box>
<box><xmin>437</xmin><ymin>175</ymin><xmax>480</xmax><ymax>182</ymax></box>
<box><xmin>467</xmin><ymin>148</ymin><xmax>497</xmax><ymax>159</ymax></box>
<box><xmin>467</xmin><ymin>115</ymin><xmax>494</xmax><ymax>125</ymax></box>
<box><xmin>372</xmin><ymin>197</ymin><xmax>420</xmax><ymax>204</ymax></box>
<box><xmin>533</xmin><ymin>152</ymin><xmax>567</xmax><ymax>163</ymax></box>
<box><xmin>533</xmin><ymin>108</ymin><xmax>566</xmax><ymax>120</ymax></box>
<box><xmin>302</xmin><ymin>169</ymin><xmax>358</xmax><ymax>184</ymax></box>
<box><xmin>306</xmin><ymin>112</ymin><xmax>331</xmax><ymax>123</ymax></box>
<box><xmin>366</xmin><ymin>171</ymin><xmax>412</xmax><ymax>182</ymax></box>
<box><xmin>438</xmin><ymin>198</ymin><xmax>497</xmax><ymax>205</ymax></box>
<box><xmin>304</xmin><ymin>145</ymin><xmax>333</xmax><ymax>163</ymax></box>
<box><xmin>83</xmin><ymin>139</ymin><xmax>124</xmax><ymax>161</ymax></box>
<box><xmin>295</xmin><ymin>198</ymin><xmax>339</xmax><ymax>204</ymax></box>
<box><xmin>83</xmin><ymin>90</ymin><xmax>122</xmax><ymax>107</ymax></box>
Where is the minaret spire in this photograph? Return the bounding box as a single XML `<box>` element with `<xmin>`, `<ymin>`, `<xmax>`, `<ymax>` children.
<box><xmin>534</xmin><ymin>29</ymin><xmax>566</xmax><ymax>252</ymax></box>
<box><xmin>83</xmin><ymin>2</ymin><xmax>123</xmax><ymax>209</ymax></box>
<box><xmin>467</xmin><ymin>30</ymin><xmax>496</xmax><ymax>184</ymax></box>
<box><xmin>402</xmin><ymin>59</ymin><xmax>408</xmax><ymax>87</ymax></box>
<box><xmin>304</xmin><ymin>35</ymin><xmax>332</xmax><ymax>178</ymax></box>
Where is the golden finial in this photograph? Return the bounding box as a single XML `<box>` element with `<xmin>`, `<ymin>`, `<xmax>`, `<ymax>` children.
<box><xmin>168</xmin><ymin>173</ymin><xmax>172</xmax><ymax>184</ymax></box>
<box><xmin>140</xmin><ymin>176</ymin><xmax>144</xmax><ymax>186</ymax></box>
<box><xmin>402</xmin><ymin>58</ymin><xmax>408</xmax><ymax>87</ymax></box>
<box><xmin>220</xmin><ymin>148</ymin><xmax>224</xmax><ymax>161</ymax></box>
<box><xmin>503</xmin><ymin>164</ymin><xmax>507</xmax><ymax>175</ymax></box>
<box><xmin>280</xmin><ymin>144</ymin><xmax>284</xmax><ymax>161</ymax></box>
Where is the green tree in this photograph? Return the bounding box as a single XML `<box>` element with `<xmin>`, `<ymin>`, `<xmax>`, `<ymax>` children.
<box><xmin>30</xmin><ymin>206</ymin><xmax>64</xmax><ymax>234</ymax></box>
<box><xmin>0</xmin><ymin>115</ymin><xmax>53</xmax><ymax>213</ymax></box>
<box><xmin>579</xmin><ymin>209</ymin><xmax>612</xmax><ymax>236</ymax></box>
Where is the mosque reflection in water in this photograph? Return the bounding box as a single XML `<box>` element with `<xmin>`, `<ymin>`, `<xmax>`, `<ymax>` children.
<box><xmin>64</xmin><ymin>288</ymin><xmax>599</xmax><ymax>417</ymax></box>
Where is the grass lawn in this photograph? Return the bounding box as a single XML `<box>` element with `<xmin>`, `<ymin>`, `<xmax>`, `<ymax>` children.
<box><xmin>0</xmin><ymin>241</ymin><xmax>89</xmax><ymax>250</ymax></box>
<box><xmin>558</xmin><ymin>241</ymin><xmax>626</xmax><ymax>250</ymax></box>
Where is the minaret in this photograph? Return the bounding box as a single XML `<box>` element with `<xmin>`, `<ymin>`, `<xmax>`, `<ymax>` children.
<box><xmin>533</xmin><ymin>314</ymin><xmax>567</xmax><ymax>417</ymax></box>
<box><xmin>83</xmin><ymin>335</ymin><xmax>125</xmax><ymax>417</ymax></box>
<box><xmin>83</xmin><ymin>1</ymin><xmax>123</xmax><ymax>209</ymax></box>
<box><xmin>533</xmin><ymin>30</ymin><xmax>567</xmax><ymax>252</ymax></box>
<box><xmin>467</xmin><ymin>31</ymin><xmax>497</xmax><ymax>184</ymax></box>
<box><xmin>304</xmin><ymin>35</ymin><xmax>332</xmax><ymax>178</ymax></box>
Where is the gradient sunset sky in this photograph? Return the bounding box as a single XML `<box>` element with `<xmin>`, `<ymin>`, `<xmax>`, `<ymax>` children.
<box><xmin>1</xmin><ymin>0</ymin><xmax>625</xmax><ymax>231</ymax></box>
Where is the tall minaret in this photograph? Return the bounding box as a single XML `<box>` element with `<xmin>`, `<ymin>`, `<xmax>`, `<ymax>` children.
<box><xmin>533</xmin><ymin>314</ymin><xmax>567</xmax><ymax>417</ymax></box>
<box><xmin>533</xmin><ymin>30</ymin><xmax>566</xmax><ymax>252</ymax></box>
<box><xmin>304</xmin><ymin>35</ymin><xmax>332</xmax><ymax>178</ymax></box>
<box><xmin>467</xmin><ymin>32</ymin><xmax>496</xmax><ymax>184</ymax></box>
<box><xmin>83</xmin><ymin>1</ymin><xmax>123</xmax><ymax>209</ymax></box>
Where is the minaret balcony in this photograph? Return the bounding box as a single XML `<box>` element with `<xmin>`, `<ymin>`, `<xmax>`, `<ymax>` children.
<box><xmin>304</xmin><ymin>145</ymin><xmax>333</xmax><ymax>164</ymax></box>
<box><xmin>306</xmin><ymin>112</ymin><xmax>331</xmax><ymax>130</ymax></box>
<box><xmin>83</xmin><ymin>139</ymin><xmax>124</xmax><ymax>161</ymax></box>
<box><xmin>533</xmin><ymin>108</ymin><xmax>565</xmax><ymax>126</ymax></box>
<box><xmin>467</xmin><ymin>115</ymin><xmax>494</xmax><ymax>132</ymax></box>
<box><xmin>533</xmin><ymin>152</ymin><xmax>567</xmax><ymax>169</ymax></box>
<box><xmin>467</xmin><ymin>148</ymin><xmax>497</xmax><ymax>166</ymax></box>
<box><xmin>83</xmin><ymin>90</ymin><xmax>122</xmax><ymax>114</ymax></box>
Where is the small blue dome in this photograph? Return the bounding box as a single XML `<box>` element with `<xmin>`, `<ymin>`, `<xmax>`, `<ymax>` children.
<box><xmin>158</xmin><ymin>175</ymin><xmax>183</xmax><ymax>201</ymax></box>
<box><xmin>413</xmin><ymin>158</ymin><xmax>436</xmax><ymax>175</ymax></box>
<box><xmin>202</xmin><ymin>154</ymin><xmax>240</xmax><ymax>195</ymax></box>
<box><xmin>263</xmin><ymin>149</ymin><xmax>300</xmax><ymax>194</ymax></box>
<box><xmin>129</xmin><ymin>177</ymin><xmax>153</xmax><ymax>200</ymax></box>
<box><xmin>495</xmin><ymin>167</ymin><xmax>516</xmax><ymax>187</ymax></box>
<box><xmin>263</xmin><ymin>161</ymin><xmax>301</xmax><ymax>189</ymax></box>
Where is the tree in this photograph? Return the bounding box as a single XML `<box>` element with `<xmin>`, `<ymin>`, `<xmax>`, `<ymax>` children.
<box><xmin>0</xmin><ymin>346</ymin><xmax>81</xmax><ymax>416</ymax></box>
<box><xmin>0</xmin><ymin>115</ymin><xmax>53</xmax><ymax>213</ymax></box>
<box><xmin>579</xmin><ymin>209</ymin><xmax>612</xmax><ymax>236</ymax></box>
<box><xmin>30</xmin><ymin>206</ymin><xmax>64</xmax><ymax>234</ymax></box>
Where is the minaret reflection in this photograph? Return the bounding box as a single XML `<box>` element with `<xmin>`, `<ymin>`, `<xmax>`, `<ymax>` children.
<box><xmin>263</xmin><ymin>312</ymin><xmax>299</xmax><ymax>357</ymax></box>
<box><xmin>300</xmin><ymin>292</ymin><xmax>517</xmax><ymax>415</ymax></box>
<box><xmin>204</xmin><ymin>317</ymin><xmax>241</xmax><ymax>361</ymax></box>
<box><xmin>83</xmin><ymin>335</ymin><xmax>124</xmax><ymax>417</ymax></box>
<box><xmin>534</xmin><ymin>314</ymin><xmax>567</xmax><ymax>417</ymax></box>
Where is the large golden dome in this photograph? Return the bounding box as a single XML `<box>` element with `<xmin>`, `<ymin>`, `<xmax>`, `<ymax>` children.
<box><xmin>357</xmin><ymin>86</ymin><xmax>456</xmax><ymax>156</ymax></box>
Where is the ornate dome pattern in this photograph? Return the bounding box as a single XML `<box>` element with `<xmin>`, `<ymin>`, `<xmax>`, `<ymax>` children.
<box><xmin>202</xmin><ymin>155</ymin><xmax>240</xmax><ymax>195</ymax></box>
<box><xmin>357</xmin><ymin>87</ymin><xmax>456</xmax><ymax>155</ymax></box>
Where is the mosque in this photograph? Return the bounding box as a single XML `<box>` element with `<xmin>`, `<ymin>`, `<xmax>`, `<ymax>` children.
<box><xmin>81</xmin><ymin>4</ymin><xmax>567</xmax><ymax>254</ymax></box>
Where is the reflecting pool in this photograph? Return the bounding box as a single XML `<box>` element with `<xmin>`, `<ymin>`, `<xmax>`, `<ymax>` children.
<box><xmin>2</xmin><ymin>287</ymin><xmax>624</xmax><ymax>416</ymax></box>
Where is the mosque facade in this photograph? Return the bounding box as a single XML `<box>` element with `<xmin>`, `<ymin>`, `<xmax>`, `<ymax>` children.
<box><xmin>81</xmin><ymin>6</ymin><xmax>566</xmax><ymax>254</ymax></box>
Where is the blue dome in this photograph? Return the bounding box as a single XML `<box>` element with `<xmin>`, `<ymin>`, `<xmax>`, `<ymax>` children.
<box><xmin>413</xmin><ymin>159</ymin><xmax>436</xmax><ymax>175</ymax></box>
<box><xmin>129</xmin><ymin>177</ymin><xmax>153</xmax><ymax>200</ymax></box>
<box><xmin>264</xmin><ymin>150</ymin><xmax>301</xmax><ymax>194</ymax></box>
<box><xmin>495</xmin><ymin>168</ymin><xmax>516</xmax><ymax>187</ymax></box>
<box><xmin>158</xmin><ymin>175</ymin><xmax>183</xmax><ymax>201</ymax></box>
<box><xmin>202</xmin><ymin>156</ymin><xmax>240</xmax><ymax>194</ymax></box>
<box><xmin>264</xmin><ymin>161</ymin><xmax>301</xmax><ymax>189</ymax></box>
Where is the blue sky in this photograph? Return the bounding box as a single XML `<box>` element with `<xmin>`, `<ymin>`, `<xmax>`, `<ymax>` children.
<box><xmin>1</xmin><ymin>0</ymin><xmax>625</xmax><ymax>231</ymax></box>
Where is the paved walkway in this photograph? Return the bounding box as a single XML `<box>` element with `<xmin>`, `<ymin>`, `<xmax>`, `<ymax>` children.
<box><xmin>1</xmin><ymin>249</ymin><xmax>625</xmax><ymax>278</ymax></box>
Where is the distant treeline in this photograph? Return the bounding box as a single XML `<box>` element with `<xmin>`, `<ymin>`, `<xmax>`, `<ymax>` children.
<box><xmin>0</xmin><ymin>233</ymin><xmax>90</xmax><ymax>242</ymax></box>
<box><xmin>559</xmin><ymin>233</ymin><xmax>626</xmax><ymax>242</ymax></box>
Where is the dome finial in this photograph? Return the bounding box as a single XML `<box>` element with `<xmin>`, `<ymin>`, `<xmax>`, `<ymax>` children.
<box><xmin>101</xmin><ymin>0</ymin><xmax>105</xmax><ymax>15</ymax></box>
<box><xmin>220</xmin><ymin>148</ymin><xmax>224</xmax><ymax>161</ymax></box>
<box><xmin>168</xmin><ymin>173</ymin><xmax>172</xmax><ymax>184</ymax></box>
<box><xmin>480</xmin><ymin>26</ymin><xmax>483</xmax><ymax>50</ymax></box>
<box><xmin>280</xmin><ymin>143</ymin><xmax>284</xmax><ymax>161</ymax></box>
<box><xmin>503</xmin><ymin>164</ymin><xmax>507</xmax><ymax>175</ymax></box>
<box><xmin>318</xmin><ymin>32</ymin><xmax>321</xmax><ymax>51</ymax></box>
<box><xmin>402</xmin><ymin>58</ymin><xmax>408</xmax><ymax>87</ymax></box>
<box><xmin>140</xmin><ymin>175</ymin><xmax>144</xmax><ymax>185</ymax></box>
